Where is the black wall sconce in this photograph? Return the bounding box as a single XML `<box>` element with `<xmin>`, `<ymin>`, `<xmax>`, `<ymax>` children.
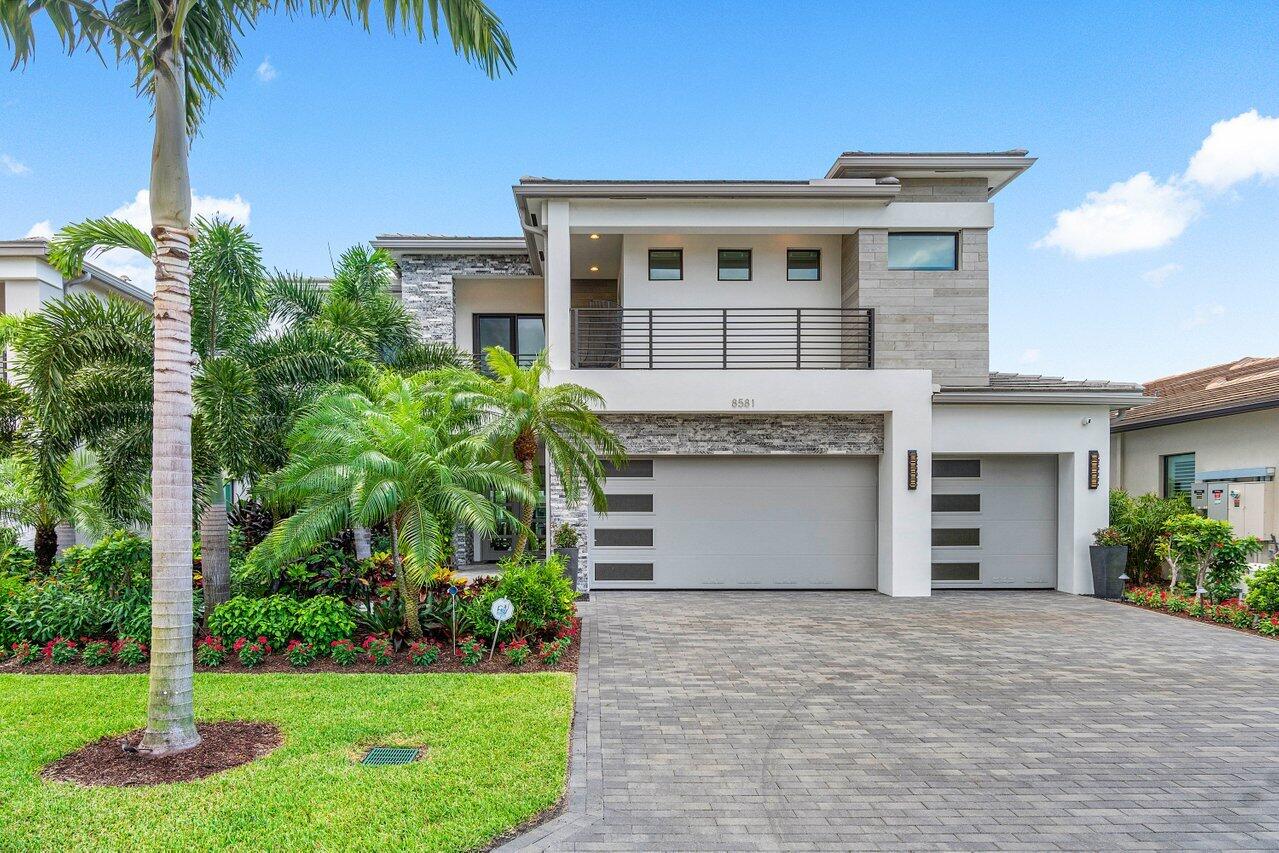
<box><xmin>1088</xmin><ymin>450</ymin><xmax>1100</xmax><ymax>490</ymax></box>
<box><xmin>907</xmin><ymin>450</ymin><xmax>918</xmax><ymax>490</ymax></box>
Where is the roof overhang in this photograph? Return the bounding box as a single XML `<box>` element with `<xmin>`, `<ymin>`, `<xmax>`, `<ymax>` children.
<box><xmin>370</xmin><ymin>235</ymin><xmax>528</xmax><ymax>256</ymax></box>
<box><xmin>0</xmin><ymin>238</ymin><xmax>151</xmax><ymax>304</ymax></box>
<box><xmin>1111</xmin><ymin>397</ymin><xmax>1279</xmax><ymax>432</ymax></box>
<box><xmin>825</xmin><ymin>151</ymin><xmax>1036</xmax><ymax>198</ymax></box>
<box><xmin>935</xmin><ymin>389</ymin><xmax>1149</xmax><ymax>407</ymax></box>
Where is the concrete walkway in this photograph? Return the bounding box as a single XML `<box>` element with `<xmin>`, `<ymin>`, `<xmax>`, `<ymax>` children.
<box><xmin>503</xmin><ymin>591</ymin><xmax>1279</xmax><ymax>851</ymax></box>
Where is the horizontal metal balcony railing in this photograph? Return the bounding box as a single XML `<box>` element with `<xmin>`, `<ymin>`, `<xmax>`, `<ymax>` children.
<box><xmin>570</xmin><ymin>307</ymin><xmax>874</xmax><ymax>370</ymax></box>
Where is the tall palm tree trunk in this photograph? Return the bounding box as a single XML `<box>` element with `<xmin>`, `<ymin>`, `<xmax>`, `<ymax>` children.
<box><xmin>389</xmin><ymin>516</ymin><xmax>421</xmax><ymax>638</ymax></box>
<box><xmin>139</xmin><ymin>21</ymin><xmax>200</xmax><ymax>756</ymax></box>
<box><xmin>200</xmin><ymin>478</ymin><xmax>230</xmax><ymax>622</ymax></box>
<box><xmin>33</xmin><ymin>523</ymin><xmax>57</xmax><ymax>573</ymax></box>
<box><xmin>510</xmin><ymin>428</ymin><xmax>538</xmax><ymax>559</ymax></box>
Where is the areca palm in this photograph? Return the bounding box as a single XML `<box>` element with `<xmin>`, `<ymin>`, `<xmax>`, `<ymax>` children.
<box><xmin>255</xmin><ymin>372</ymin><xmax>532</xmax><ymax>636</ymax></box>
<box><xmin>437</xmin><ymin>347</ymin><xmax>626</xmax><ymax>559</ymax></box>
<box><xmin>0</xmin><ymin>450</ymin><xmax>111</xmax><ymax>571</ymax></box>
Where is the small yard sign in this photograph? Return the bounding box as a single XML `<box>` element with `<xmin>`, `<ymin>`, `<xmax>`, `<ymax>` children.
<box><xmin>489</xmin><ymin>598</ymin><xmax>514</xmax><ymax>661</ymax></box>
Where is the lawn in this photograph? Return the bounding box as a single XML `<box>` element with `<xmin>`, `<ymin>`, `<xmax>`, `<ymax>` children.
<box><xmin>0</xmin><ymin>673</ymin><xmax>574</xmax><ymax>852</ymax></box>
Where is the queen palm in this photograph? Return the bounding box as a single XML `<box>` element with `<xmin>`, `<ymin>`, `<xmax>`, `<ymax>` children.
<box><xmin>438</xmin><ymin>348</ymin><xmax>626</xmax><ymax>560</ymax></box>
<box><xmin>255</xmin><ymin>372</ymin><xmax>532</xmax><ymax>637</ymax></box>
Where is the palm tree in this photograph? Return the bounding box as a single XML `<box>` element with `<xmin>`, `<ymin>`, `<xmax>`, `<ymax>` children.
<box><xmin>0</xmin><ymin>450</ymin><xmax>111</xmax><ymax>571</ymax></box>
<box><xmin>254</xmin><ymin>372</ymin><xmax>531</xmax><ymax>636</ymax></box>
<box><xmin>436</xmin><ymin>348</ymin><xmax>626</xmax><ymax>559</ymax></box>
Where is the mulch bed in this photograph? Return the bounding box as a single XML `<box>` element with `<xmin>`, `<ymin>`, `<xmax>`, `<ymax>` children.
<box><xmin>42</xmin><ymin>721</ymin><xmax>282</xmax><ymax>787</ymax></box>
<box><xmin>1117</xmin><ymin>600</ymin><xmax>1279</xmax><ymax>640</ymax></box>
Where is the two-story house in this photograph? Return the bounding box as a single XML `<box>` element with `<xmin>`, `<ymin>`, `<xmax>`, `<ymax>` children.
<box><xmin>374</xmin><ymin>150</ymin><xmax>1145</xmax><ymax>597</ymax></box>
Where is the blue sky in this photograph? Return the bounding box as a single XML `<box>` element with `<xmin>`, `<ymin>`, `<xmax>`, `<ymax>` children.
<box><xmin>2</xmin><ymin>1</ymin><xmax>1279</xmax><ymax>383</ymax></box>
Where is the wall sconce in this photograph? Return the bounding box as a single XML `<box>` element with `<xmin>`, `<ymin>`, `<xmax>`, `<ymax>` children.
<box><xmin>907</xmin><ymin>450</ymin><xmax>918</xmax><ymax>490</ymax></box>
<box><xmin>1088</xmin><ymin>450</ymin><xmax>1100</xmax><ymax>490</ymax></box>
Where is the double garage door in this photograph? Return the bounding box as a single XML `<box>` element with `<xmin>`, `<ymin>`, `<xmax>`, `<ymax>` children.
<box><xmin>587</xmin><ymin>454</ymin><xmax>1058</xmax><ymax>590</ymax></box>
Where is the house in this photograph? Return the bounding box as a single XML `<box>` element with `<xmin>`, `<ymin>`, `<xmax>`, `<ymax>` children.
<box><xmin>1111</xmin><ymin>356</ymin><xmax>1279</xmax><ymax>558</ymax></box>
<box><xmin>373</xmin><ymin>150</ymin><xmax>1146</xmax><ymax>596</ymax></box>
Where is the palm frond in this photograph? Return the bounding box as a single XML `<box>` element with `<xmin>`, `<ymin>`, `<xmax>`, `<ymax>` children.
<box><xmin>46</xmin><ymin>216</ymin><xmax>155</xmax><ymax>277</ymax></box>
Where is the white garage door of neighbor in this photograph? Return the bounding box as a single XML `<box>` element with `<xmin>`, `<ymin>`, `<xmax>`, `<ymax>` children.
<box><xmin>589</xmin><ymin>456</ymin><xmax>878</xmax><ymax>589</ymax></box>
<box><xmin>931</xmin><ymin>454</ymin><xmax>1058</xmax><ymax>589</ymax></box>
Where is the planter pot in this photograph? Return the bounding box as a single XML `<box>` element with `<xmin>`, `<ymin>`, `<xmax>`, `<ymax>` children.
<box><xmin>554</xmin><ymin>546</ymin><xmax>580</xmax><ymax>588</ymax></box>
<box><xmin>1090</xmin><ymin>545</ymin><xmax>1130</xmax><ymax>600</ymax></box>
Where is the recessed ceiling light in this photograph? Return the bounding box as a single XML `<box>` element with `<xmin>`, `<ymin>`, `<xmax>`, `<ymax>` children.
<box><xmin>589</xmin><ymin>233</ymin><xmax>600</xmax><ymax>240</ymax></box>
<box><xmin>589</xmin><ymin>265</ymin><xmax>599</xmax><ymax>272</ymax></box>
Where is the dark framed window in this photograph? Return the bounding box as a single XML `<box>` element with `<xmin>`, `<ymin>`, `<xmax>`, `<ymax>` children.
<box><xmin>887</xmin><ymin>232</ymin><xmax>959</xmax><ymax>270</ymax></box>
<box><xmin>717</xmin><ymin>249</ymin><xmax>752</xmax><ymax>281</ymax></box>
<box><xmin>1163</xmin><ymin>452</ymin><xmax>1196</xmax><ymax>498</ymax></box>
<box><xmin>932</xmin><ymin>562</ymin><xmax>980</xmax><ymax>582</ymax></box>
<box><xmin>594</xmin><ymin>528</ymin><xmax>654</xmax><ymax>547</ymax></box>
<box><xmin>933</xmin><ymin>459</ymin><xmax>981</xmax><ymax>478</ymax></box>
<box><xmin>473</xmin><ymin>314</ymin><xmax>545</xmax><ymax>367</ymax></box>
<box><xmin>932</xmin><ymin>528</ymin><xmax>980</xmax><ymax>547</ymax></box>
<box><xmin>648</xmin><ymin>248</ymin><xmax>683</xmax><ymax>281</ymax></box>
<box><xmin>787</xmin><ymin>248</ymin><xmax>821</xmax><ymax>281</ymax></box>
<box><xmin>595</xmin><ymin>562</ymin><xmax>654</xmax><ymax>582</ymax></box>
<box><xmin>605</xmin><ymin>493</ymin><xmax>654</xmax><ymax>513</ymax></box>
<box><xmin>932</xmin><ymin>494</ymin><xmax>981</xmax><ymax>513</ymax></box>
<box><xmin>602</xmin><ymin>459</ymin><xmax>654</xmax><ymax>479</ymax></box>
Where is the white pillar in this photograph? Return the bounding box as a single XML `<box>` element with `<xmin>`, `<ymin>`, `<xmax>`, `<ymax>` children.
<box><xmin>543</xmin><ymin>200</ymin><xmax>573</xmax><ymax>372</ymax></box>
<box><xmin>878</xmin><ymin>397</ymin><xmax>933</xmax><ymax>597</ymax></box>
<box><xmin>1057</xmin><ymin>450</ymin><xmax>1109</xmax><ymax>594</ymax></box>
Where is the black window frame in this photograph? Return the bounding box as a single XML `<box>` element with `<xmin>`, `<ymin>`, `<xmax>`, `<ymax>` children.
<box><xmin>887</xmin><ymin>232</ymin><xmax>960</xmax><ymax>271</ymax></box>
<box><xmin>716</xmin><ymin>248</ymin><xmax>753</xmax><ymax>282</ymax></box>
<box><xmin>786</xmin><ymin>248</ymin><xmax>822</xmax><ymax>281</ymax></box>
<box><xmin>933</xmin><ymin>458</ymin><xmax>982</xmax><ymax>479</ymax></box>
<box><xmin>1162</xmin><ymin>452</ymin><xmax>1196</xmax><ymax>498</ymax></box>
<box><xmin>648</xmin><ymin>248</ymin><xmax>684</xmax><ymax>281</ymax></box>
<box><xmin>472</xmin><ymin>313</ymin><xmax>545</xmax><ymax>367</ymax></box>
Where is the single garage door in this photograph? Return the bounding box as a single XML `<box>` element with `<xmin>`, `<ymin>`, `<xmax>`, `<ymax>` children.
<box><xmin>589</xmin><ymin>456</ymin><xmax>878</xmax><ymax>589</ymax></box>
<box><xmin>931</xmin><ymin>454</ymin><xmax>1057</xmax><ymax>589</ymax></box>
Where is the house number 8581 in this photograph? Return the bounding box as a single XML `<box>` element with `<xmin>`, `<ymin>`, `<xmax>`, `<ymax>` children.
<box><xmin>730</xmin><ymin>398</ymin><xmax>756</xmax><ymax>409</ymax></box>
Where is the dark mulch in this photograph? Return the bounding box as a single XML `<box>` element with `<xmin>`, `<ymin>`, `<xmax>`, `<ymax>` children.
<box><xmin>42</xmin><ymin>721</ymin><xmax>282</xmax><ymax>787</ymax></box>
<box><xmin>1117</xmin><ymin>599</ymin><xmax>1279</xmax><ymax>640</ymax></box>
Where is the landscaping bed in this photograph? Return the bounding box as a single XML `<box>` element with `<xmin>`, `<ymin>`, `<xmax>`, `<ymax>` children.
<box><xmin>1121</xmin><ymin>585</ymin><xmax>1279</xmax><ymax>639</ymax></box>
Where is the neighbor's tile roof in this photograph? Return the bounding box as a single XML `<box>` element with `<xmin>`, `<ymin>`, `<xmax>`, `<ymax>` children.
<box><xmin>1112</xmin><ymin>356</ymin><xmax>1279</xmax><ymax>429</ymax></box>
<box><xmin>986</xmin><ymin>372</ymin><xmax>1143</xmax><ymax>392</ymax></box>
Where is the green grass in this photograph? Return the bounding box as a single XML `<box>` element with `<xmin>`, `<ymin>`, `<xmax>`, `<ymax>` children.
<box><xmin>0</xmin><ymin>673</ymin><xmax>574</xmax><ymax>852</ymax></box>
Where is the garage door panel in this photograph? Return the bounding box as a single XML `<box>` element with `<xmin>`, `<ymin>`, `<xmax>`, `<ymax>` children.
<box><xmin>646</xmin><ymin>486</ymin><xmax>877</xmax><ymax>524</ymax></box>
<box><xmin>651</xmin><ymin>519</ymin><xmax>877</xmax><ymax>556</ymax></box>
<box><xmin>655</xmin><ymin>555</ymin><xmax>877</xmax><ymax>587</ymax></box>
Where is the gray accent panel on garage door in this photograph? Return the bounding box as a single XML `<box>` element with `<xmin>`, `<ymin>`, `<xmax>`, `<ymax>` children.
<box><xmin>590</xmin><ymin>456</ymin><xmax>878</xmax><ymax>589</ymax></box>
<box><xmin>931</xmin><ymin>454</ymin><xmax>1057</xmax><ymax>589</ymax></box>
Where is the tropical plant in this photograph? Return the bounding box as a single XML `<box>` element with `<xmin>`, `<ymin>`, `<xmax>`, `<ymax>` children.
<box><xmin>253</xmin><ymin>373</ymin><xmax>533</xmax><ymax>638</ymax></box>
<box><xmin>0</xmin><ymin>451</ymin><xmax>111</xmax><ymax>572</ymax></box>
<box><xmin>501</xmin><ymin>637</ymin><xmax>530</xmax><ymax>667</ymax></box>
<box><xmin>285</xmin><ymin>639</ymin><xmax>317</xmax><ymax>668</ymax></box>
<box><xmin>195</xmin><ymin>635</ymin><xmax>227</xmax><ymax>667</ymax></box>
<box><xmin>61</xmin><ymin>530</ymin><xmax>150</xmax><ymax>597</ymax></box>
<box><xmin>457</xmin><ymin>636</ymin><xmax>484</xmax><ymax>667</ymax></box>
<box><xmin>436</xmin><ymin>348</ymin><xmax>626</xmax><ymax>559</ymax></box>
<box><xmin>1162</xmin><ymin>514</ymin><xmax>1262</xmax><ymax>603</ymax></box>
<box><xmin>3</xmin><ymin>0</ymin><xmax>513</xmax><ymax>756</ymax></box>
<box><xmin>362</xmin><ymin>635</ymin><xmax>392</xmax><ymax>666</ymax></box>
<box><xmin>113</xmin><ymin>636</ymin><xmax>148</xmax><ymax>667</ymax></box>
<box><xmin>207</xmin><ymin>594</ymin><xmax>301</xmax><ymax>649</ymax></box>
<box><xmin>408</xmin><ymin>639</ymin><xmax>441</xmax><ymax>667</ymax></box>
<box><xmin>329</xmin><ymin>638</ymin><xmax>358</xmax><ymax>666</ymax></box>
<box><xmin>234</xmin><ymin>636</ymin><xmax>271</xmax><ymax>668</ymax></box>
<box><xmin>1245</xmin><ymin>561</ymin><xmax>1279</xmax><ymax>613</ymax></box>
<box><xmin>462</xmin><ymin>555</ymin><xmax>575</xmax><ymax>643</ymax></box>
<box><xmin>82</xmin><ymin>639</ymin><xmax>113</xmax><ymax>667</ymax></box>
<box><xmin>1109</xmin><ymin>490</ymin><xmax>1192</xmax><ymax>585</ymax></box>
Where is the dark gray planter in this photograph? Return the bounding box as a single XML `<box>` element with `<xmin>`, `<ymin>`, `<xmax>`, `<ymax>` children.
<box><xmin>1089</xmin><ymin>545</ymin><xmax>1130</xmax><ymax>599</ymax></box>
<box><xmin>554</xmin><ymin>546</ymin><xmax>579</xmax><ymax>587</ymax></box>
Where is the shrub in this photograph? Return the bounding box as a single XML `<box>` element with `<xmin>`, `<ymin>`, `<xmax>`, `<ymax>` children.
<box><xmin>538</xmin><ymin>637</ymin><xmax>568</xmax><ymax>666</ymax></box>
<box><xmin>294</xmin><ymin>596</ymin><xmax>356</xmax><ymax>647</ymax></box>
<box><xmin>1</xmin><ymin>581</ymin><xmax>113</xmax><ymax>644</ymax></box>
<box><xmin>330</xmin><ymin>638</ymin><xmax>358</xmax><ymax>666</ymax></box>
<box><xmin>457</xmin><ymin>636</ymin><xmax>484</xmax><ymax>667</ymax></box>
<box><xmin>196</xmin><ymin>636</ymin><xmax>228</xmax><ymax>667</ymax></box>
<box><xmin>408</xmin><ymin>640</ymin><xmax>441</xmax><ymax>667</ymax></box>
<box><xmin>113</xmin><ymin>636</ymin><xmax>147</xmax><ymax>666</ymax></box>
<box><xmin>43</xmin><ymin>637</ymin><xmax>78</xmax><ymax>664</ymax></box>
<box><xmin>81</xmin><ymin>640</ymin><xmax>112</xmax><ymax>667</ymax></box>
<box><xmin>552</xmin><ymin>523</ymin><xmax>579</xmax><ymax>550</ymax></box>
<box><xmin>1093</xmin><ymin>527</ymin><xmax>1124</xmax><ymax>547</ymax></box>
<box><xmin>11</xmin><ymin>640</ymin><xmax>39</xmax><ymax>665</ymax></box>
<box><xmin>233</xmin><ymin>636</ymin><xmax>271</xmax><ymax>668</ymax></box>
<box><xmin>362</xmin><ymin>636</ymin><xmax>392</xmax><ymax>667</ymax></box>
<box><xmin>464</xmin><ymin>556</ymin><xmax>575</xmax><ymax>643</ymax></box>
<box><xmin>1245</xmin><ymin>562</ymin><xmax>1279</xmax><ymax>613</ymax></box>
<box><xmin>1259</xmin><ymin>615</ymin><xmax>1279</xmax><ymax>637</ymax></box>
<box><xmin>1110</xmin><ymin>490</ymin><xmax>1192</xmax><ymax>585</ymax></box>
<box><xmin>61</xmin><ymin>531</ymin><xmax>150</xmax><ymax>596</ymax></box>
<box><xmin>208</xmin><ymin>595</ymin><xmax>302</xmax><ymax>649</ymax></box>
<box><xmin>0</xmin><ymin>543</ymin><xmax>36</xmax><ymax>578</ymax></box>
<box><xmin>286</xmin><ymin>640</ymin><xmax>318</xmax><ymax>668</ymax></box>
<box><xmin>502</xmin><ymin>638</ymin><xmax>530</xmax><ymax>667</ymax></box>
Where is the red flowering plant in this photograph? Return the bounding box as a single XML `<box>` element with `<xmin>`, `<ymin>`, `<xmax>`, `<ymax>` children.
<box><xmin>81</xmin><ymin>639</ymin><xmax>112</xmax><ymax>667</ymax></box>
<box><xmin>1259</xmin><ymin>615</ymin><xmax>1279</xmax><ymax>637</ymax></box>
<box><xmin>457</xmin><ymin>636</ymin><xmax>484</xmax><ymax>667</ymax></box>
<box><xmin>43</xmin><ymin>637</ymin><xmax>78</xmax><ymax>665</ymax></box>
<box><xmin>537</xmin><ymin>637</ymin><xmax>567</xmax><ymax>667</ymax></box>
<box><xmin>196</xmin><ymin>636</ymin><xmax>228</xmax><ymax>667</ymax></box>
<box><xmin>233</xmin><ymin>636</ymin><xmax>271</xmax><ymax>668</ymax></box>
<box><xmin>501</xmin><ymin>638</ymin><xmax>530</xmax><ymax>667</ymax></box>
<box><xmin>330</xmin><ymin>638</ymin><xmax>358</xmax><ymax>666</ymax></box>
<box><xmin>113</xmin><ymin>637</ymin><xmax>148</xmax><ymax>666</ymax></box>
<box><xmin>286</xmin><ymin>640</ymin><xmax>318</xmax><ymax>668</ymax></box>
<box><xmin>408</xmin><ymin>640</ymin><xmax>441</xmax><ymax>667</ymax></box>
<box><xmin>11</xmin><ymin>640</ymin><xmax>40</xmax><ymax>666</ymax></box>
<box><xmin>362</xmin><ymin>635</ymin><xmax>392</xmax><ymax>667</ymax></box>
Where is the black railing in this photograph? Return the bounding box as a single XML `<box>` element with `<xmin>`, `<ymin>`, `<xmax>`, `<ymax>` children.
<box><xmin>571</xmin><ymin>307</ymin><xmax>874</xmax><ymax>369</ymax></box>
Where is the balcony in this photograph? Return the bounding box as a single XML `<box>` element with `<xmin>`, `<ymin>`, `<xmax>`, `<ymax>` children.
<box><xmin>570</xmin><ymin>307</ymin><xmax>874</xmax><ymax>370</ymax></box>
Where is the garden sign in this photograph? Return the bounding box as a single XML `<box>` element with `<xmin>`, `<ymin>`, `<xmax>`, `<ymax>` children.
<box><xmin>489</xmin><ymin>597</ymin><xmax>514</xmax><ymax>660</ymax></box>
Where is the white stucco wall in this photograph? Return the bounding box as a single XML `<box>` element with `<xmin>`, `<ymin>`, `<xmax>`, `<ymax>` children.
<box><xmin>933</xmin><ymin>403</ymin><xmax>1115</xmax><ymax>595</ymax></box>
<box><xmin>453</xmin><ymin>277</ymin><xmax>544</xmax><ymax>354</ymax></box>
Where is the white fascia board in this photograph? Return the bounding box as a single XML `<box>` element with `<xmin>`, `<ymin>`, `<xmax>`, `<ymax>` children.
<box><xmin>824</xmin><ymin>154</ymin><xmax>1036</xmax><ymax>197</ymax></box>
<box><xmin>933</xmin><ymin>390</ymin><xmax>1149</xmax><ymax>408</ymax></box>
<box><xmin>565</xmin><ymin>200</ymin><xmax>994</xmax><ymax>233</ymax></box>
<box><xmin>514</xmin><ymin>180</ymin><xmax>897</xmax><ymax>202</ymax></box>
<box><xmin>370</xmin><ymin>236</ymin><xmax>528</xmax><ymax>255</ymax></box>
<box><xmin>83</xmin><ymin>263</ymin><xmax>152</xmax><ymax>304</ymax></box>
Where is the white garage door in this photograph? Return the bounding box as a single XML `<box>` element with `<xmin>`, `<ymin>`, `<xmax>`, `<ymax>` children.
<box><xmin>589</xmin><ymin>456</ymin><xmax>878</xmax><ymax>589</ymax></box>
<box><xmin>931</xmin><ymin>455</ymin><xmax>1058</xmax><ymax>589</ymax></box>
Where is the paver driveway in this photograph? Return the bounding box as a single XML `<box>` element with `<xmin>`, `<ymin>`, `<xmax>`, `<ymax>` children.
<box><xmin>506</xmin><ymin>591</ymin><xmax>1279</xmax><ymax>851</ymax></box>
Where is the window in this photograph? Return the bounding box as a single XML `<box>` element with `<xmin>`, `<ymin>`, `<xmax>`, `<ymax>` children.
<box><xmin>932</xmin><ymin>562</ymin><xmax>980</xmax><ymax>582</ymax></box>
<box><xmin>933</xmin><ymin>459</ymin><xmax>981</xmax><ymax>478</ymax></box>
<box><xmin>648</xmin><ymin>249</ymin><xmax>683</xmax><ymax>281</ymax></box>
<box><xmin>787</xmin><ymin>248</ymin><xmax>821</xmax><ymax>281</ymax></box>
<box><xmin>1163</xmin><ymin>452</ymin><xmax>1196</xmax><ymax>498</ymax></box>
<box><xmin>602</xmin><ymin>459</ymin><xmax>654</xmax><ymax>479</ymax></box>
<box><xmin>932</xmin><ymin>494</ymin><xmax>981</xmax><ymax>513</ymax></box>
<box><xmin>595</xmin><ymin>562</ymin><xmax>654</xmax><ymax>581</ymax></box>
<box><xmin>594</xmin><ymin>528</ymin><xmax>654</xmax><ymax>547</ymax></box>
<box><xmin>717</xmin><ymin>249</ymin><xmax>752</xmax><ymax>281</ymax></box>
<box><xmin>605</xmin><ymin>494</ymin><xmax>654</xmax><ymax>513</ymax></box>
<box><xmin>887</xmin><ymin>233</ymin><xmax>959</xmax><ymax>270</ymax></box>
<box><xmin>932</xmin><ymin>528</ymin><xmax>980</xmax><ymax>547</ymax></box>
<box><xmin>473</xmin><ymin>314</ymin><xmax>545</xmax><ymax>367</ymax></box>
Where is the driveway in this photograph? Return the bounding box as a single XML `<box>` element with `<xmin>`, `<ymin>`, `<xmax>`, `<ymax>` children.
<box><xmin>506</xmin><ymin>591</ymin><xmax>1279</xmax><ymax>851</ymax></box>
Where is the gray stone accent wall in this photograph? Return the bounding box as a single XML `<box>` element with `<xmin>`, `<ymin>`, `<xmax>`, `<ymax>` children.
<box><xmin>895</xmin><ymin>177</ymin><xmax>989</xmax><ymax>202</ymax></box>
<box><xmin>399</xmin><ymin>253</ymin><xmax>534</xmax><ymax>343</ymax></box>
<box><xmin>842</xmin><ymin>228</ymin><xmax>989</xmax><ymax>387</ymax></box>
<box><xmin>545</xmin><ymin>413</ymin><xmax>885</xmax><ymax>591</ymax></box>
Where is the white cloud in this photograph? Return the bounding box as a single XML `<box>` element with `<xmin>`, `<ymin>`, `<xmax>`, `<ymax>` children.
<box><xmin>1142</xmin><ymin>262</ymin><xmax>1182</xmax><ymax>287</ymax></box>
<box><xmin>1019</xmin><ymin>348</ymin><xmax>1041</xmax><ymax>364</ymax></box>
<box><xmin>1035</xmin><ymin>173</ymin><xmax>1200</xmax><ymax>259</ymax></box>
<box><xmin>1180</xmin><ymin>303</ymin><xmax>1225</xmax><ymax>330</ymax></box>
<box><xmin>1184</xmin><ymin>109</ymin><xmax>1279</xmax><ymax>192</ymax></box>
<box><xmin>24</xmin><ymin>220</ymin><xmax>54</xmax><ymax>239</ymax></box>
<box><xmin>256</xmin><ymin>57</ymin><xmax>277</xmax><ymax>83</ymax></box>
<box><xmin>2</xmin><ymin>154</ymin><xmax>29</xmax><ymax>175</ymax></box>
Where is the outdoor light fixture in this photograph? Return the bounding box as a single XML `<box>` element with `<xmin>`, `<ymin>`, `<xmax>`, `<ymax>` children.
<box><xmin>907</xmin><ymin>450</ymin><xmax>918</xmax><ymax>490</ymax></box>
<box><xmin>1088</xmin><ymin>450</ymin><xmax>1100</xmax><ymax>490</ymax></box>
<box><xmin>589</xmin><ymin>265</ymin><xmax>599</xmax><ymax>272</ymax></box>
<box><xmin>589</xmin><ymin>233</ymin><xmax>600</xmax><ymax>239</ymax></box>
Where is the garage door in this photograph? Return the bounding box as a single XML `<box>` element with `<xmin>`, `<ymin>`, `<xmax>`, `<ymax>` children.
<box><xmin>931</xmin><ymin>455</ymin><xmax>1057</xmax><ymax>589</ymax></box>
<box><xmin>589</xmin><ymin>456</ymin><xmax>878</xmax><ymax>589</ymax></box>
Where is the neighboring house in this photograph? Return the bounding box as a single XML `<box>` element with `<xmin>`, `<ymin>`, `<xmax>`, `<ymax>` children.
<box><xmin>1111</xmin><ymin>356</ymin><xmax>1279</xmax><ymax>558</ymax></box>
<box><xmin>374</xmin><ymin>149</ymin><xmax>1146</xmax><ymax>596</ymax></box>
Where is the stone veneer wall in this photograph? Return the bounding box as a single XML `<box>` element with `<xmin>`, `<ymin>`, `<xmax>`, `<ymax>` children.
<box><xmin>546</xmin><ymin>413</ymin><xmax>885</xmax><ymax>591</ymax></box>
<box><xmin>398</xmin><ymin>253</ymin><xmax>534</xmax><ymax>344</ymax></box>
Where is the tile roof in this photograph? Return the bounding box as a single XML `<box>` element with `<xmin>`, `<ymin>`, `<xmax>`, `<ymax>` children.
<box><xmin>986</xmin><ymin>372</ymin><xmax>1143</xmax><ymax>392</ymax></box>
<box><xmin>1112</xmin><ymin>356</ymin><xmax>1279</xmax><ymax>429</ymax></box>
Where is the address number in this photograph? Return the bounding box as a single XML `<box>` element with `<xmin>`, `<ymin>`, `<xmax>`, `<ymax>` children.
<box><xmin>730</xmin><ymin>398</ymin><xmax>756</xmax><ymax>409</ymax></box>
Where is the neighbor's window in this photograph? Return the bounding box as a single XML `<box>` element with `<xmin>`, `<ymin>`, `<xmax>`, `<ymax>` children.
<box><xmin>787</xmin><ymin>248</ymin><xmax>821</xmax><ymax>281</ymax></box>
<box><xmin>1163</xmin><ymin>452</ymin><xmax>1196</xmax><ymax>498</ymax></box>
<box><xmin>648</xmin><ymin>249</ymin><xmax>683</xmax><ymax>281</ymax></box>
<box><xmin>717</xmin><ymin>249</ymin><xmax>752</xmax><ymax>281</ymax></box>
<box><xmin>887</xmin><ymin>233</ymin><xmax>958</xmax><ymax>270</ymax></box>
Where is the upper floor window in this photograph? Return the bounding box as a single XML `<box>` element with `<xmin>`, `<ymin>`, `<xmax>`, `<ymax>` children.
<box><xmin>474</xmin><ymin>313</ymin><xmax>544</xmax><ymax>369</ymax></box>
<box><xmin>787</xmin><ymin>248</ymin><xmax>821</xmax><ymax>281</ymax></box>
<box><xmin>1163</xmin><ymin>452</ymin><xmax>1195</xmax><ymax>498</ymax></box>
<box><xmin>887</xmin><ymin>233</ymin><xmax>958</xmax><ymax>271</ymax></box>
<box><xmin>648</xmin><ymin>249</ymin><xmax>683</xmax><ymax>281</ymax></box>
<box><xmin>717</xmin><ymin>249</ymin><xmax>752</xmax><ymax>281</ymax></box>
